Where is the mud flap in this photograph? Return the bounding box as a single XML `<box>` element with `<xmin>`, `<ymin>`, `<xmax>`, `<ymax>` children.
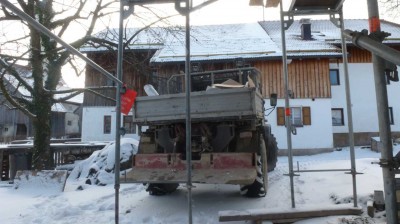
<box><xmin>13</xmin><ymin>170</ymin><xmax>68</xmax><ymax>193</ymax></box>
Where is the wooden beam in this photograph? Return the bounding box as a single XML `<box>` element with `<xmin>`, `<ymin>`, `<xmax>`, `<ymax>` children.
<box><xmin>219</xmin><ymin>207</ymin><xmax>362</xmax><ymax>222</ymax></box>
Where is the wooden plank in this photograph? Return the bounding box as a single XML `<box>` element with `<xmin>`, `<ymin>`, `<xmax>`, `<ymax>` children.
<box><xmin>374</xmin><ymin>190</ymin><xmax>385</xmax><ymax>211</ymax></box>
<box><xmin>219</xmin><ymin>207</ymin><xmax>363</xmax><ymax>222</ymax></box>
<box><xmin>13</xmin><ymin>170</ymin><xmax>68</xmax><ymax>193</ymax></box>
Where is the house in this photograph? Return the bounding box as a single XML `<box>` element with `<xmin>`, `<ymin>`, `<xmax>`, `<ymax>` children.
<box><xmin>81</xmin><ymin>19</ymin><xmax>400</xmax><ymax>152</ymax></box>
<box><xmin>0</xmin><ymin>64</ymin><xmax>82</xmax><ymax>142</ymax></box>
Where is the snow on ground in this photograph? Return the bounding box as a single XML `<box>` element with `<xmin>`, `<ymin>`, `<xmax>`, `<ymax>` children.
<box><xmin>0</xmin><ymin>141</ymin><xmax>398</xmax><ymax>224</ymax></box>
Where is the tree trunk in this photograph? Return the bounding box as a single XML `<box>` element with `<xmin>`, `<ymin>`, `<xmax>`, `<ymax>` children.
<box><xmin>31</xmin><ymin>95</ymin><xmax>53</xmax><ymax>170</ymax></box>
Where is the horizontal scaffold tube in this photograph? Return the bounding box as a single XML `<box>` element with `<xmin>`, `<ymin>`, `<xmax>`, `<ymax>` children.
<box><xmin>344</xmin><ymin>29</ymin><xmax>400</xmax><ymax>66</ymax></box>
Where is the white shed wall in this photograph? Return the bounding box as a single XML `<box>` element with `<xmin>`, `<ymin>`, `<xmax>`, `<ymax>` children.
<box><xmin>82</xmin><ymin>107</ymin><xmax>139</xmax><ymax>142</ymax></box>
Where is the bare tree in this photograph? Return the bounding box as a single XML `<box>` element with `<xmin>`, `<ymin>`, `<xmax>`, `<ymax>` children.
<box><xmin>380</xmin><ymin>0</ymin><xmax>400</xmax><ymax>19</ymax></box>
<box><xmin>0</xmin><ymin>0</ymin><xmax>119</xmax><ymax>170</ymax></box>
<box><xmin>0</xmin><ymin>0</ymin><xmax>184</xmax><ymax>170</ymax></box>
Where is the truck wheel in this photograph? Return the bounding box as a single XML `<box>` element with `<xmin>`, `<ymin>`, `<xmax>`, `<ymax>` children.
<box><xmin>240</xmin><ymin>137</ymin><xmax>267</xmax><ymax>197</ymax></box>
<box><xmin>146</xmin><ymin>183</ymin><xmax>179</xmax><ymax>196</ymax></box>
<box><xmin>265</xmin><ymin>134</ymin><xmax>278</xmax><ymax>172</ymax></box>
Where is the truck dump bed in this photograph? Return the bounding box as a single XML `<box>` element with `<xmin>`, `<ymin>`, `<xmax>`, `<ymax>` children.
<box><xmin>132</xmin><ymin>87</ymin><xmax>264</xmax><ymax>125</ymax></box>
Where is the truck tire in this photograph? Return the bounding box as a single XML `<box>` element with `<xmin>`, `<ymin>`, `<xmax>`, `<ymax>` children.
<box><xmin>265</xmin><ymin>133</ymin><xmax>278</xmax><ymax>172</ymax></box>
<box><xmin>146</xmin><ymin>183</ymin><xmax>179</xmax><ymax>196</ymax></box>
<box><xmin>240</xmin><ymin>137</ymin><xmax>267</xmax><ymax>197</ymax></box>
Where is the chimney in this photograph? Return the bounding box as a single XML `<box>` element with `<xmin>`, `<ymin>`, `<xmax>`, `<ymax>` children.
<box><xmin>300</xmin><ymin>18</ymin><xmax>312</xmax><ymax>40</ymax></box>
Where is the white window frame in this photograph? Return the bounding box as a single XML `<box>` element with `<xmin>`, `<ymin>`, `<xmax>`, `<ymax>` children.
<box><xmin>332</xmin><ymin>108</ymin><xmax>344</xmax><ymax>126</ymax></box>
<box><xmin>291</xmin><ymin>107</ymin><xmax>303</xmax><ymax>127</ymax></box>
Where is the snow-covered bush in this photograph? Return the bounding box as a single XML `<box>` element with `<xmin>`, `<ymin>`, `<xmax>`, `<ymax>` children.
<box><xmin>68</xmin><ymin>138</ymin><xmax>139</xmax><ymax>186</ymax></box>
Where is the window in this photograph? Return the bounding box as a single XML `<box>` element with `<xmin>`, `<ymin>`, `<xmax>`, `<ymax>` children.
<box><xmin>389</xmin><ymin>107</ymin><xmax>394</xmax><ymax>125</ymax></box>
<box><xmin>277</xmin><ymin>107</ymin><xmax>311</xmax><ymax>126</ymax></box>
<box><xmin>332</xmin><ymin>108</ymin><xmax>344</xmax><ymax>126</ymax></box>
<box><xmin>4</xmin><ymin>127</ymin><xmax>8</xmax><ymax>132</ymax></box>
<box><xmin>104</xmin><ymin>115</ymin><xmax>111</xmax><ymax>134</ymax></box>
<box><xmin>329</xmin><ymin>69</ymin><xmax>340</xmax><ymax>85</ymax></box>
<box><xmin>67</xmin><ymin>120</ymin><xmax>72</xmax><ymax>126</ymax></box>
<box><xmin>106</xmin><ymin>70</ymin><xmax>116</xmax><ymax>87</ymax></box>
<box><xmin>291</xmin><ymin>107</ymin><xmax>303</xmax><ymax>126</ymax></box>
<box><xmin>123</xmin><ymin>116</ymin><xmax>136</xmax><ymax>134</ymax></box>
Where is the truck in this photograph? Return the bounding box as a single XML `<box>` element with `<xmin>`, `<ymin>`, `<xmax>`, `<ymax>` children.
<box><xmin>122</xmin><ymin>67</ymin><xmax>278</xmax><ymax>198</ymax></box>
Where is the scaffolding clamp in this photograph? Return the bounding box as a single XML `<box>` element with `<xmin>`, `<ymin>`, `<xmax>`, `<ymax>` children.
<box><xmin>372</xmin><ymin>158</ymin><xmax>400</xmax><ymax>169</ymax></box>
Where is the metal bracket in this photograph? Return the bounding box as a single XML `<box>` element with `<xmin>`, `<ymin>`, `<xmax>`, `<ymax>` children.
<box><xmin>175</xmin><ymin>0</ymin><xmax>191</xmax><ymax>15</ymax></box>
<box><xmin>368</xmin><ymin>30</ymin><xmax>391</xmax><ymax>43</ymax></box>
<box><xmin>282</xmin><ymin>12</ymin><xmax>294</xmax><ymax>30</ymax></box>
<box><xmin>284</xmin><ymin>173</ymin><xmax>300</xmax><ymax>177</ymax></box>
<box><xmin>329</xmin><ymin>12</ymin><xmax>341</xmax><ymax>28</ymax></box>
<box><xmin>372</xmin><ymin>158</ymin><xmax>400</xmax><ymax>169</ymax></box>
<box><xmin>119</xmin><ymin>127</ymin><xmax>126</xmax><ymax>136</ymax></box>
<box><xmin>122</xmin><ymin>1</ymin><xmax>135</xmax><ymax>19</ymax></box>
<box><xmin>345</xmin><ymin>171</ymin><xmax>363</xmax><ymax>175</ymax></box>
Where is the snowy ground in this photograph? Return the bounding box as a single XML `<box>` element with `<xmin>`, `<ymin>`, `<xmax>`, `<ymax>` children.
<box><xmin>0</xmin><ymin>141</ymin><xmax>397</xmax><ymax>224</ymax></box>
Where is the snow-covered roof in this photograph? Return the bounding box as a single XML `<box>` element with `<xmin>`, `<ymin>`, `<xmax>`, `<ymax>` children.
<box><xmin>86</xmin><ymin>19</ymin><xmax>400</xmax><ymax>63</ymax></box>
<box><xmin>151</xmin><ymin>23</ymin><xmax>280</xmax><ymax>63</ymax></box>
<box><xmin>155</xmin><ymin>20</ymin><xmax>384</xmax><ymax>63</ymax></box>
<box><xmin>80</xmin><ymin>26</ymin><xmax>186</xmax><ymax>53</ymax></box>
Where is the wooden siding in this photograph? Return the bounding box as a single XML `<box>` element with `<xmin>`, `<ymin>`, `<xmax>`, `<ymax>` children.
<box><xmin>344</xmin><ymin>47</ymin><xmax>372</xmax><ymax>63</ymax></box>
<box><xmin>154</xmin><ymin>59</ymin><xmax>331</xmax><ymax>99</ymax></box>
<box><xmin>84</xmin><ymin>51</ymin><xmax>155</xmax><ymax>106</ymax></box>
<box><xmin>341</xmin><ymin>46</ymin><xmax>400</xmax><ymax>63</ymax></box>
<box><xmin>254</xmin><ymin>59</ymin><xmax>331</xmax><ymax>99</ymax></box>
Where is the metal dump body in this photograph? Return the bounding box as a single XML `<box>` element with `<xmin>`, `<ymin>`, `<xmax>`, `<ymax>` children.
<box><xmin>132</xmin><ymin>87</ymin><xmax>264</xmax><ymax>125</ymax></box>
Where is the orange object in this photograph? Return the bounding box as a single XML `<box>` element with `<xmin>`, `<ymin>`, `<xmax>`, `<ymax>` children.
<box><xmin>121</xmin><ymin>88</ymin><xmax>137</xmax><ymax>115</ymax></box>
<box><xmin>285</xmin><ymin>108</ymin><xmax>291</xmax><ymax>116</ymax></box>
<box><xmin>369</xmin><ymin>17</ymin><xmax>381</xmax><ymax>32</ymax></box>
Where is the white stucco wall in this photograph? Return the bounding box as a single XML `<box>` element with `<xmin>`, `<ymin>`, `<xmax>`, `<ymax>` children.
<box><xmin>330</xmin><ymin>63</ymin><xmax>400</xmax><ymax>134</ymax></box>
<box><xmin>65</xmin><ymin>112</ymin><xmax>80</xmax><ymax>135</ymax></box>
<box><xmin>266</xmin><ymin>98</ymin><xmax>333</xmax><ymax>150</ymax></box>
<box><xmin>82</xmin><ymin>107</ymin><xmax>139</xmax><ymax>141</ymax></box>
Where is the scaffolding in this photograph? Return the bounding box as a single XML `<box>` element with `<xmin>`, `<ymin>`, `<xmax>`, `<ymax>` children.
<box><xmin>274</xmin><ymin>0</ymin><xmax>358</xmax><ymax>209</ymax></box>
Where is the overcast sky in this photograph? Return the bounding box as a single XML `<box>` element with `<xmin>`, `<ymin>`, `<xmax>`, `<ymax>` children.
<box><xmin>145</xmin><ymin>0</ymin><xmax>383</xmax><ymax>26</ymax></box>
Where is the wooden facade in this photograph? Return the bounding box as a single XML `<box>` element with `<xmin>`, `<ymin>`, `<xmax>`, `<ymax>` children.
<box><xmin>84</xmin><ymin>51</ymin><xmax>156</xmax><ymax>106</ymax></box>
<box><xmin>152</xmin><ymin>58</ymin><xmax>332</xmax><ymax>100</ymax></box>
<box><xmin>254</xmin><ymin>58</ymin><xmax>331</xmax><ymax>99</ymax></box>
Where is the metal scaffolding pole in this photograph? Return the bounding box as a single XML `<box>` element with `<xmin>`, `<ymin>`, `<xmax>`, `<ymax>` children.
<box><xmin>367</xmin><ymin>0</ymin><xmax>398</xmax><ymax>222</ymax></box>
<box><xmin>114</xmin><ymin>1</ymin><xmax>127</xmax><ymax>223</ymax></box>
<box><xmin>279</xmin><ymin>0</ymin><xmax>296</xmax><ymax>208</ymax></box>
<box><xmin>338</xmin><ymin>9</ymin><xmax>358</xmax><ymax>208</ymax></box>
<box><xmin>276</xmin><ymin>0</ymin><xmax>360</xmax><ymax>210</ymax></box>
<box><xmin>183</xmin><ymin>1</ymin><xmax>193</xmax><ymax>223</ymax></box>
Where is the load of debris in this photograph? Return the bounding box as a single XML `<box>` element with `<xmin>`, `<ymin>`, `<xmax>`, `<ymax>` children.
<box><xmin>67</xmin><ymin>138</ymin><xmax>138</xmax><ymax>187</ymax></box>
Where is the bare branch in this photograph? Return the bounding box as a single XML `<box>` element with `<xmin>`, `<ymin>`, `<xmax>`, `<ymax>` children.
<box><xmin>50</xmin><ymin>86</ymin><xmax>116</xmax><ymax>103</ymax></box>
<box><xmin>0</xmin><ymin>58</ymin><xmax>34</xmax><ymax>93</ymax></box>
<box><xmin>48</xmin><ymin>86</ymin><xmax>115</xmax><ymax>94</ymax></box>
<box><xmin>54</xmin><ymin>0</ymin><xmax>87</xmax><ymax>36</ymax></box>
<box><xmin>0</xmin><ymin>69</ymin><xmax>36</xmax><ymax>118</ymax></box>
<box><xmin>124</xmin><ymin>14</ymin><xmax>177</xmax><ymax>48</ymax></box>
<box><xmin>0</xmin><ymin>6</ymin><xmax>21</xmax><ymax>21</ymax></box>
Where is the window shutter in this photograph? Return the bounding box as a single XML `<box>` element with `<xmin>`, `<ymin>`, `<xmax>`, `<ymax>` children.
<box><xmin>277</xmin><ymin>107</ymin><xmax>285</xmax><ymax>126</ymax></box>
<box><xmin>302</xmin><ymin>107</ymin><xmax>311</xmax><ymax>125</ymax></box>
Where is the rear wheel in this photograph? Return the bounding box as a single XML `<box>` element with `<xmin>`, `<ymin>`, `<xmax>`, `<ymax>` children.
<box><xmin>265</xmin><ymin>133</ymin><xmax>278</xmax><ymax>172</ymax></box>
<box><xmin>240</xmin><ymin>136</ymin><xmax>267</xmax><ymax>197</ymax></box>
<box><xmin>146</xmin><ymin>183</ymin><xmax>179</xmax><ymax>196</ymax></box>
